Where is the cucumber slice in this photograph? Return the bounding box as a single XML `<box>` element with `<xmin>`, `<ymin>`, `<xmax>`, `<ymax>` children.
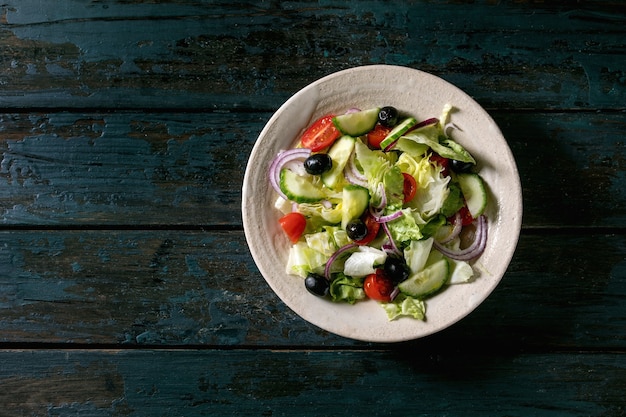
<box><xmin>398</xmin><ymin>258</ymin><xmax>449</xmax><ymax>298</ymax></box>
<box><xmin>321</xmin><ymin>135</ymin><xmax>356</xmax><ymax>190</ymax></box>
<box><xmin>332</xmin><ymin>108</ymin><xmax>380</xmax><ymax>136</ymax></box>
<box><xmin>456</xmin><ymin>173</ymin><xmax>487</xmax><ymax>218</ymax></box>
<box><xmin>341</xmin><ymin>184</ymin><xmax>370</xmax><ymax>229</ymax></box>
<box><xmin>379</xmin><ymin>117</ymin><xmax>417</xmax><ymax>150</ymax></box>
<box><xmin>279</xmin><ymin>168</ymin><xmax>326</xmax><ymax>203</ymax></box>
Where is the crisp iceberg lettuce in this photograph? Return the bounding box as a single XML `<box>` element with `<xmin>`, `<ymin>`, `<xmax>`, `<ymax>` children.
<box><xmin>398</xmin><ymin>152</ymin><xmax>451</xmax><ymax>219</ymax></box>
<box><xmin>343</xmin><ymin>246</ymin><xmax>387</xmax><ymax>277</ymax></box>
<box><xmin>286</xmin><ymin>242</ymin><xmax>328</xmax><ymax>278</ymax></box>
<box><xmin>381</xmin><ymin>294</ymin><xmax>426</xmax><ymax>321</ymax></box>
<box><xmin>404</xmin><ymin>237</ymin><xmax>434</xmax><ymax>274</ymax></box>
<box><xmin>330</xmin><ymin>274</ymin><xmax>366</xmax><ymax>304</ymax></box>
<box><xmin>385</xmin><ymin>209</ymin><xmax>423</xmax><ymax>245</ymax></box>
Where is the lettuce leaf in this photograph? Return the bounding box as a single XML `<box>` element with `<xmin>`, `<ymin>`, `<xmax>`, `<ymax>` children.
<box><xmin>441</xmin><ymin>181</ymin><xmax>464</xmax><ymax>218</ymax></box>
<box><xmin>386</xmin><ymin>209</ymin><xmax>423</xmax><ymax>245</ymax></box>
<box><xmin>381</xmin><ymin>294</ymin><xmax>426</xmax><ymax>321</ymax></box>
<box><xmin>404</xmin><ymin>237</ymin><xmax>434</xmax><ymax>274</ymax></box>
<box><xmin>329</xmin><ymin>273</ymin><xmax>366</xmax><ymax>304</ymax></box>
<box><xmin>343</xmin><ymin>246</ymin><xmax>387</xmax><ymax>277</ymax></box>
<box><xmin>448</xmin><ymin>258</ymin><xmax>475</xmax><ymax>284</ymax></box>
<box><xmin>286</xmin><ymin>242</ymin><xmax>328</xmax><ymax>278</ymax></box>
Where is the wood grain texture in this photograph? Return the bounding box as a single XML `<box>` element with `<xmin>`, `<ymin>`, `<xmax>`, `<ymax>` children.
<box><xmin>0</xmin><ymin>349</ymin><xmax>624</xmax><ymax>416</ymax></box>
<box><xmin>0</xmin><ymin>1</ymin><xmax>624</xmax><ymax>110</ymax></box>
<box><xmin>0</xmin><ymin>1</ymin><xmax>625</xmax><ymax>414</ymax></box>
<box><xmin>1</xmin><ymin>230</ymin><xmax>624</xmax><ymax>349</ymax></box>
<box><xmin>1</xmin><ymin>111</ymin><xmax>624</xmax><ymax>227</ymax></box>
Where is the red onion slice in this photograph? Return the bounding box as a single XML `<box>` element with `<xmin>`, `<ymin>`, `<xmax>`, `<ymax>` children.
<box><xmin>373</xmin><ymin>209</ymin><xmax>404</xmax><ymax>223</ymax></box>
<box><xmin>381</xmin><ymin>222</ymin><xmax>401</xmax><ymax>256</ymax></box>
<box><xmin>433</xmin><ymin>215</ymin><xmax>488</xmax><ymax>261</ymax></box>
<box><xmin>324</xmin><ymin>243</ymin><xmax>358</xmax><ymax>280</ymax></box>
<box><xmin>347</xmin><ymin>152</ymin><xmax>367</xmax><ymax>181</ymax></box>
<box><xmin>268</xmin><ymin>148</ymin><xmax>312</xmax><ymax>200</ymax></box>
<box><xmin>411</xmin><ymin>117</ymin><xmax>439</xmax><ymax>131</ymax></box>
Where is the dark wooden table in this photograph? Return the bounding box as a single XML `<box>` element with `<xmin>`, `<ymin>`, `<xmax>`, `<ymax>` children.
<box><xmin>1</xmin><ymin>1</ymin><xmax>625</xmax><ymax>415</ymax></box>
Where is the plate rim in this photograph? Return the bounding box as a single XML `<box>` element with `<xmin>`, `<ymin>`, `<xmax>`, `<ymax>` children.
<box><xmin>242</xmin><ymin>64</ymin><xmax>523</xmax><ymax>342</ymax></box>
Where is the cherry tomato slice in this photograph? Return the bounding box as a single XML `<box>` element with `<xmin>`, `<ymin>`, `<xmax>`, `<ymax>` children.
<box><xmin>457</xmin><ymin>205</ymin><xmax>474</xmax><ymax>226</ymax></box>
<box><xmin>366</xmin><ymin>124</ymin><xmax>392</xmax><ymax>149</ymax></box>
<box><xmin>278</xmin><ymin>212</ymin><xmax>306</xmax><ymax>243</ymax></box>
<box><xmin>363</xmin><ymin>270</ymin><xmax>395</xmax><ymax>302</ymax></box>
<box><xmin>429</xmin><ymin>153</ymin><xmax>450</xmax><ymax>177</ymax></box>
<box><xmin>402</xmin><ymin>172</ymin><xmax>417</xmax><ymax>203</ymax></box>
<box><xmin>300</xmin><ymin>114</ymin><xmax>341</xmax><ymax>152</ymax></box>
<box><xmin>353</xmin><ymin>212</ymin><xmax>381</xmax><ymax>246</ymax></box>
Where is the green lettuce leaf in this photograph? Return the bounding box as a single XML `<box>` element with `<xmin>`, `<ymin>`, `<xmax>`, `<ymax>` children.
<box><xmin>329</xmin><ymin>273</ymin><xmax>366</xmax><ymax>304</ymax></box>
<box><xmin>385</xmin><ymin>209</ymin><xmax>423</xmax><ymax>245</ymax></box>
<box><xmin>441</xmin><ymin>181</ymin><xmax>464</xmax><ymax>218</ymax></box>
<box><xmin>381</xmin><ymin>294</ymin><xmax>426</xmax><ymax>321</ymax></box>
<box><xmin>286</xmin><ymin>242</ymin><xmax>328</xmax><ymax>278</ymax></box>
<box><xmin>343</xmin><ymin>246</ymin><xmax>387</xmax><ymax>277</ymax></box>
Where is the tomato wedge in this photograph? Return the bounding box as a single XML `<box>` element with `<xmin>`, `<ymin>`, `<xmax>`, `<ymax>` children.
<box><xmin>457</xmin><ymin>205</ymin><xmax>474</xmax><ymax>226</ymax></box>
<box><xmin>353</xmin><ymin>212</ymin><xmax>381</xmax><ymax>246</ymax></box>
<box><xmin>366</xmin><ymin>124</ymin><xmax>392</xmax><ymax>149</ymax></box>
<box><xmin>363</xmin><ymin>270</ymin><xmax>395</xmax><ymax>302</ymax></box>
<box><xmin>300</xmin><ymin>114</ymin><xmax>341</xmax><ymax>152</ymax></box>
<box><xmin>278</xmin><ymin>212</ymin><xmax>306</xmax><ymax>243</ymax></box>
<box><xmin>402</xmin><ymin>172</ymin><xmax>417</xmax><ymax>203</ymax></box>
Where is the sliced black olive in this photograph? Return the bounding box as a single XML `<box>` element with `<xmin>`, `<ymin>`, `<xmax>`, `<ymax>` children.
<box><xmin>383</xmin><ymin>256</ymin><xmax>410</xmax><ymax>284</ymax></box>
<box><xmin>378</xmin><ymin>106</ymin><xmax>399</xmax><ymax>127</ymax></box>
<box><xmin>305</xmin><ymin>273</ymin><xmax>330</xmax><ymax>297</ymax></box>
<box><xmin>346</xmin><ymin>219</ymin><xmax>368</xmax><ymax>241</ymax></box>
<box><xmin>450</xmin><ymin>159</ymin><xmax>474</xmax><ymax>173</ymax></box>
<box><xmin>303</xmin><ymin>153</ymin><xmax>333</xmax><ymax>175</ymax></box>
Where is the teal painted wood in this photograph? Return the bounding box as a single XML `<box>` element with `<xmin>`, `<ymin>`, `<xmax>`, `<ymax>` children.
<box><xmin>0</xmin><ymin>230</ymin><xmax>624</xmax><ymax>349</ymax></box>
<box><xmin>0</xmin><ymin>349</ymin><xmax>624</xmax><ymax>416</ymax></box>
<box><xmin>0</xmin><ymin>111</ymin><xmax>258</xmax><ymax>226</ymax></box>
<box><xmin>1</xmin><ymin>111</ymin><xmax>624</xmax><ymax>227</ymax></box>
<box><xmin>0</xmin><ymin>1</ymin><xmax>624</xmax><ymax>110</ymax></box>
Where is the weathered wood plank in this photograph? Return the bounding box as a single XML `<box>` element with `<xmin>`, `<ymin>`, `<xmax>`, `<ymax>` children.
<box><xmin>0</xmin><ymin>111</ymin><xmax>257</xmax><ymax>226</ymax></box>
<box><xmin>0</xmin><ymin>349</ymin><xmax>624</xmax><ymax>416</ymax></box>
<box><xmin>1</xmin><ymin>111</ymin><xmax>624</xmax><ymax>227</ymax></box>
<box><xmin>0</xmin><ymin>1</ymin><xmax>624</xmax><ymax>110</ymax></box>
<box><xmin>0</xmin><ymin>230</ymin><xmax>624</xmax><ymax>349</ymax></box>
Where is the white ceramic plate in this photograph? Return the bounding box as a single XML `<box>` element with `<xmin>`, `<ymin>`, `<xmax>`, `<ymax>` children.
<box><xmin>242</xmin><ymin>65</ymin><xmax>522</xmax><ymax>342</ymax></box>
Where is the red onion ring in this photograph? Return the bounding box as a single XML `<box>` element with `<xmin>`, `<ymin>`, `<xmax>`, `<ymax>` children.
<box><xmin>268</xmin><ymin>148</ymin><xmax>312</xmax><ymax>200</ymax></box>
<box><xmin>344</xmin><ymin>152</ymin><xmax>368</xmax><ymax>187</ymax></box>
<box><xmin>381</xmin><ymin>222</ymin><xmax>401</xmax><ymax>256</ymax></box>
<box><xmin>433</xmin><ymin>215</ymin><xmax>488</xmax><ymax>261</ymax></box>
<box><xmin>324</xmin><ymin>243</ymin><xmax>358</xmax><ymax>280</ymax></box>
<box><xmin>372</xmin><ymin>209</ymin><xmax>404</xmax><ymax>223</ymax></box>
<box><xmin>344</xmin><ymin>168</ymin><xmax>368</xmax><ymax>187</ymax></box>
<box><xmin>411</xmin><ymin>117</ymin><xmax>439</xmax><ymax>131</ymax></box>
<box><xmin>347</xmin><ymin>152</ymin><xmax>367</xmax><ymax>181</ymax></box>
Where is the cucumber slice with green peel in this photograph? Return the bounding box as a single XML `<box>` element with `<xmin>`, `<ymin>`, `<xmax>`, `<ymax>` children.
<box><xmin>379</xmin><ymin>117</ymin><xmax>417</xmax><ymax>150</ymax></box>
<box><xmin>279</xmin><ymin>168</ymin><xmax>326</xmax><ymax>203</ymax></box>
<box><xmin>321</xmin><ymin>135</ymin><xmax>356</xmax><ymax>190</ymax></box>
<box><xmin>398</xmin><ymin>258</ymin><xmax>450</xmax><ymax>298</ymax></box>
<box><xmin>456</xmin><ymin>173</ymin><xmax>487</xmax><ymax>218</ymax></box>
<box><xmin>341</xmin><ymin>185</ymin><xmax>370</xmax><ymax>229</ymax></box>
<box><xmin>332</xmin><ymin>108</ymin><xmax>380</xmax><ymax>136</ymax></box>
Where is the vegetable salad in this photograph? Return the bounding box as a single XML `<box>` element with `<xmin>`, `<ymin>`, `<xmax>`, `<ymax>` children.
<box><xmin>269</xmin><ymin>104</ymin><xmax>488</xmax><ymax>321</ymax></box>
